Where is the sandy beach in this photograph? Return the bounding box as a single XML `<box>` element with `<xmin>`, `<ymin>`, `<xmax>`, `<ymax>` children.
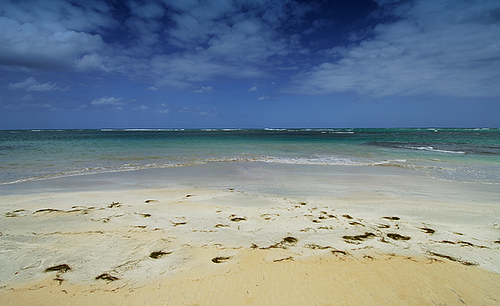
<box><xmin>1</xmin><ymin>163</ymin><xmax>499</xmax><ymax>304</ymax></box>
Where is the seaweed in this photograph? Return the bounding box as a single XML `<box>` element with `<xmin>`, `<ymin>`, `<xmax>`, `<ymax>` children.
<box><xmin>343</xmin><ymin>232</ymin><xmax>376</xmax><ymax>242</ymax></box>
<box><xmin>427</xmin><ymin>252</ymin><xmax>478</xmax><ymax>266</ymax></box>
<box><xmin>149</xmin><ymin>251</ymin><xmax>172</xmax><ymax>259</ymax></box>
<box><xmin>145</xmin><ymin>199</ymin><xmax>157</xmax><ymax>203</ymax></box>
<box><xmin>383</xmin><ymin>216</ymin><xmax>400</xmax><ymax>221</ymax></box>
<box><xmin>34</xmin><ymin>208</ymin><xmax>62</xmax><ymax>214</ymax></box>
<box><xmin>108</xmin><ymin>202</ymin><xmax>121</xmax><ymax>208</ymax></box>
<box><xmin>44</xmin><ymin>264</ymin><xmax>71</xmax><ymax>273</ymax></box>
<box><xmin>230</xmin><ymin>216</ymin><xmax>247</xmax><ymax>222</ymax></box>
<box><xmin>212</xmin><ymin>256</ymin><xmax>231</xmax><ymax>263</ymax></box>
<box><xmin>349</xmin><ymin>221</ymin><xmax>364</xmax><ymax>226</ymax></box>
<box><xmin>387</xmin><ymin>233</ymin><xmax>411</xmax><ymax>241</ymax></box>
<box><xmin>305</xmin><ymin>244</ymin><xmax>331</xmax><ymax>250</ymax></box>
<box><xmin>273</xmin><ymin>256</ymin><xmax>293</xmax><ymax>262</ymax></box>
<box><xmin>263</xmin><ymin>236</ymin><xmax>299</xmax><ymax>249</ymax></box>
<box><xmin>95</xmin><ymin>273</ymin><xmax>120</xmax><ymax>282</ymax></box>
<box><xmin>342</xmin><ymin>214</ymin><xmax>353</xmax><ymax>219</ymax></box>
<box><xmin>215</xmin><ymin>223</ymin><xmax>229</xmax><ymax>228</ymax></box>
<box><xmin>331</xmin><ymin>249</ymin><xmax>349</xmax><ymax>256</ymax></box>
<box><xmin>171</xmin><ymin>221</ymin><xmax>187</xmax><ymax>226</ymax></box>
<box><xmin>5</xmin><ymin>209</ymin><xmax>27</xmax><ymax>217</ymax></box>
<box><xmin>420</xmin><ymin>227</ymin><xmax>435</xmax><ymax>234</ymax></box>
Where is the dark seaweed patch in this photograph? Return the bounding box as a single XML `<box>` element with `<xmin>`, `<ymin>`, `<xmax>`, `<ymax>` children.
<box><xmin>273</xmin><ymin>257</ymin><xmax>293</xmax><ymax>262</ymax></box>
<box><xmin>331</xmin><ymin>249</ymin><xmax>349</xmax><ymax>256</ymax></box>
<box><xmin>263</xmin><ymin>236</ymin><xmax>298</xmax><ymax>249</ymax></box>
<box><xmin>230</xmin><ymin>216</ymin><xmax>247</xmax><ymax>222</ymax></box>
<box><xmin>427</xmin><ymin>252</ymin><xmax>478</xmax><ymax>266</ymax></box>
<box><xmin>387</xmin><ymin>233</ymin><xmax>411</xmax><ymax>241</ymax></box>
<box><xmin>44</xmin><ymin>264</ymin><xmax>71</xmax><ymax>273</ymax></box>
<box><xmin>383</xmin><ymin>216</ymin><xmax>400</xmax><ymax>221</ymax></box>
<box><xmin>149</xmin><ymin>251</ymin><xmax>172</xmax><ymax>259</ymax></box>
<box><xmin>420</xmin><ymin>227</ymin><xmax>435</xmax><ymax>234</ymax></box>
<box><xmin>342</xmin><ymin>214</ymin><xmax>353</xmax><ymax>219</ymax></box>
<box><xmin>108</xmin><ymin>202</ymin><xmax>121</xmax><ymax>208</ymax></box>
<box><xmin>95</xmin><ymin>273</ymin><xmax>120</xmax><ymax>282</ymax></box>
<box><xmin>343</xmin><ymin>232</ymin><xmax>376</xmax><ymax>242</ymax></box>
<box><xmin>212</xmin><ymin>256</ymin><xmax>231</xmax><ymax>263</ymax></box>
<box><xmin>34</xmin><ymin>208</ymin><xmax>62</xmax><ymax>214</ymax></box>
<box><xmin>305</xmin><ymin>244</ymin><xmax>331</xmax><ymax>250</ymax></box>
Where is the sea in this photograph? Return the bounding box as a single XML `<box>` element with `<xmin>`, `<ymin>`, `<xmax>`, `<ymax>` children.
<box><xmin>1</xmin><ymin>128</ymin><xmax>499</xmax><ymax>185</ymax></box>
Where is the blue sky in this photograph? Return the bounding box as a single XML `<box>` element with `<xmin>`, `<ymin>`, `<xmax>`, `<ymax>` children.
<box><xmin>1</xmin><ymin>0</ymin><xmax>499</xmax><ymax>129</ymax></box>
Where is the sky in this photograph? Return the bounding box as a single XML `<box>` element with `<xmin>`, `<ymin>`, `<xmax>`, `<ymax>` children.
<box><xmin>1</xmin><ymin>0</ymin><xmax>500</xmax><ymax>129</ymax></box>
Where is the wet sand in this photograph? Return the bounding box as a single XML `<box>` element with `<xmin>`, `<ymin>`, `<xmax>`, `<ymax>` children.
<box><xmin>1</xmin><ymin>163</ymin><xmax>499</xmax><ymax>304</ymax></box>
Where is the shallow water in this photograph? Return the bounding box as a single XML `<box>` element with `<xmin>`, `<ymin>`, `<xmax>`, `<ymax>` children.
<box><xmin>1</xmin><ymin>128</ymin><xmax>499</xmax><ymax>185</ymax></box>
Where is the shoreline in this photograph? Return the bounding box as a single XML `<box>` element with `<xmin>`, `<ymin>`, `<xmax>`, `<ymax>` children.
<box><xmin>1</xmin><ymin>163</ymin><xmax>499</xmax><ymax>304</ymax></box>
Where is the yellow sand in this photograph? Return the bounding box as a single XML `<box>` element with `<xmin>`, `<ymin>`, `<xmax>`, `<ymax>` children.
<box><xmin>3</xmin><ymin>248</ymin><xmax>500</xmax><ymax>305</ymax></box>
<box><xmin>1</xmin><ymin>164</ymin><xmax>499</xmax><ymax>305</ymax></box>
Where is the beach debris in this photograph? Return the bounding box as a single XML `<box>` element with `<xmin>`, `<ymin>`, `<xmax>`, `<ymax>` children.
<box><xmin>377</xmin><ymin>224</ymin><xmax>390</xmax><ymax>229</ymax></box>
<box><xmin>149</xmin><ymin>251</ymin><xmax>172</xmax><ymax>259</ymax></box>
<box><xmin>383</xmin><ymin>216</ymin><xmax>400</xmax><ymax>221</ymax></box>
<box><xmin>145</xmin><ymin>199</ymin><xmax>158</xmax><ymax>203</ymax></box>
<box><xmin>420</xmin><ymin>227</ymin><xmax>435</xmax><ymax>234</ymax></box>
<box><xmin>427</xmin><ymin>252</ymin><xmax>478</xmax><ymax>266</ymax></box>
<box><xmin>228</xmin><ymin>188</ymin><xmax>235</xmax><ymax>191</ymax></box>
<box><xmin>494</xmin><ymin>239</ymin><xmax>500</xmax><ymax>244</ymax></box>
<box><xmin>250</xmin><ymin>243</ymin><xmax>259</xmax><ymax>249</ymax></box>
<box><xmin>387</xmin><ymin>233</ymin><xmax>411</xmax><ymax>241</ymax></box>
<box><xmin>139</xmin><ymin>213</ymin><xmax>151</xmax><ymax>218</ymax></box>
<box><xmin>212</xmin><ymin>256</ymin><xmax>232</xmax><ymax>263</ymax></box>
<box><xmin>299</xmin><ymin>202</ymin><xmax>307</xmax><ymax>205</ymax></box>
<box><xmin>215</xmin><ymin>223</ymin><xmax>229</xmax><ymax>228</ymax></box>
<box><xmin>108</xmin><ymin>202</ymin><xmax>121</xmax><ymax>208</ymax></box>
<box><xmin>342</xmin><ymin>214</ymin><xmax>353</xmax><ymax>219</ymax></box>
<box><xmin>185</xmin><ymin>194</ymin><xmax>191</xmax><ymax>198</ymax></box>
<box><xmin>343</xmin><ymin>232</ymin><xmax>376</xmax><ymax>242</ymax></box>
<box><xmin>95</xmin><ymin>273</ymin><xmax>120</xmax><ymax>282</ymax></box>
<box><xmin>44</xmin><ymin>264</ymin><xmax>71</xmax><ymax>273</ymax></box>
<box><xmin>273</xmin><ymin>256</ymin><xmax>293</xmax><ymax>262</ymax></box>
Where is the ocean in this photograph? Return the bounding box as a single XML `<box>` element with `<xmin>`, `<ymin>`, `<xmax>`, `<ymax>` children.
<box><xmin>1</xmin><ymin>128</ymin><xmax>499</xmax><ymax>185</ymax></box>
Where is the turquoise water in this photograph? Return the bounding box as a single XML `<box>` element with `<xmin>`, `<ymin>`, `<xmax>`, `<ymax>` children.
<box><xmin>1</xmin><ymin>128</ymin><xmax>499</xmax><ymax>185</ymax></box>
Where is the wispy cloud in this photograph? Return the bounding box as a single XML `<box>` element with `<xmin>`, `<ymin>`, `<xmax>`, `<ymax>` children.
<box><xmin>9</xmin><ymin>77</ymin><xmax>60</xmax><ymax>91</ymax></box>
<box><xmin>290</xmin><ymin>0</ymin><xmax>500</xmax><ymax>98</ymax></box>
<box><xmin>193</xmin><ymin>86</ymin><xmax>213</xmax><ymax>93</ymax></box>
<box><xmin>91</xmin><ymin>97</ymin><xmax>123</xmax><ymax>106</ymax></box>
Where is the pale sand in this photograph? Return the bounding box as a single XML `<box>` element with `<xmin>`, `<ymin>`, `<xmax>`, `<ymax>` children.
<box><xmin>1</xmin><ymin>163</ymin><xmax>499</xmax><ymax>304</ymax></box>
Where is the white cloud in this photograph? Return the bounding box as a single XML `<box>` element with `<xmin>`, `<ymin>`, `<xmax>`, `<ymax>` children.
<box><xmin>257</xmin><ymin>95</ymin><xmax>270</xmax><ymax>100</ymax></box>
<box><xmin>0</xmin><ymin>16</ymin><xmax>108</xmax><ymax>71</ymax></box>
<box><xmin>8</xmin><ymin>77</ymin><xmax>60</xmax><ymax>91</ymax></box>
<box><xmin>290</xmin><ymin>0</ymin><xmax>500</xmax><ymax>98</ymax></box>
<box><xmin>91</xmin><ymin>97</ymin><xmax>123</xmax><ymax>106</ymax></box>
<box><xmin>248</xmin><ymin>86</ymin><xmax>258</xmax><ymax>92</ymax></box>
<box><xmin>193</xmin><ymin>86</ymin><xmax>213</xmax><ymax>93</ymax></box>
